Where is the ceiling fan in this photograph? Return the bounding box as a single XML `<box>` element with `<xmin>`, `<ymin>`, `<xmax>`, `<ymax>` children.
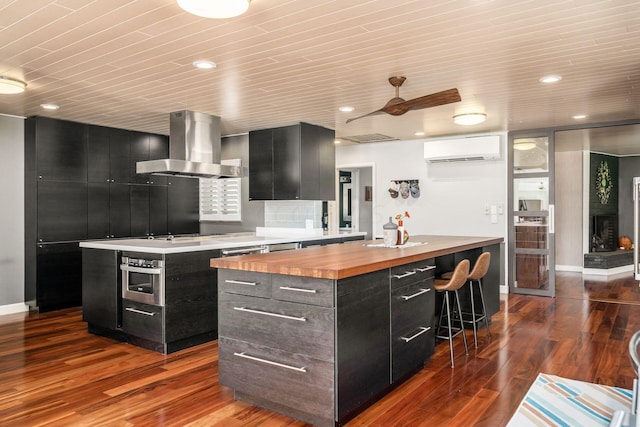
<box><xmin>346</xmin><ymin>76</ymin><xmax>461</xmax><ymax>124</ymax></box>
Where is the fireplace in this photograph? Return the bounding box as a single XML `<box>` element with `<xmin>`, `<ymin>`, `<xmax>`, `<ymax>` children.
<box><xmin>590</xmin><ymin>215</ymin><xmax>617</xmax><ymax>252</ymax></box>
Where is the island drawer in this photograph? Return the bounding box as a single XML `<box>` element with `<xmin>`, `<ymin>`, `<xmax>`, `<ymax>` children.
<box><xmin>390</xmin><ymin>259</ymin><xmax>435</xmax><ymax>290</ymax></box>
<box><xmin>122</xmin><ymin>300</ymin><xmax>164</xmax><ymax>343</ymax></box>
<box><xmin>272</xmin><ymin>275</ymin><xmax>334</xmax><ymax>308</ymax></box>
<box><xmin>219</xmin><ymin>269</ymin><xmax>271</xmax><ymax>298</ymax></box>
<box><xmin>218</xmin><ymin>336</ymin><xmax>334</xmax><ymax>421</ymax></box>
<box><xmin>219</xmin><ymin>293</ymin><xmax>335</xmax><ymax>361</ymax></box>
<box><xmin>391</xmin><ymin>280</ymin><xmax>435</xmax><ymax>381</ymax></box>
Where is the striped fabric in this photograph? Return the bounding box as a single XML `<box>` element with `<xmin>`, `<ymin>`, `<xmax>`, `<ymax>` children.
<box><xmin>507</xmin><ymin>373</ymin><xmax>633</xmax><ymax>427</ymax></box>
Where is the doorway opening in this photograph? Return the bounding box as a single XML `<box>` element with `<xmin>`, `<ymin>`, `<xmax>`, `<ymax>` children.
<box><xmin>337</xmin><ymin>165</ymin><xmax>374</xmax><ymax>239</ymax></box>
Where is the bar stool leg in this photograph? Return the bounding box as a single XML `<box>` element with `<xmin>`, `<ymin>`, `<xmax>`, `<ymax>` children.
<box><xmin>469</xmin><ymin>281</ymin><xmax>478</xmax><ymax>348</ymax></box>
<box><xmin>444</xmin><ymin>291</ymin><xmax>455</xmax><ymax>368</ymax></box>
<box><xmin>454</xmin><ymin>289</ymin><xmax>468</xmax><ymax>355</ymax></box>
<box><xmin>478</xmin><ymin>278</ymin><xmax>491</xmax><ymax>338</ymax></box>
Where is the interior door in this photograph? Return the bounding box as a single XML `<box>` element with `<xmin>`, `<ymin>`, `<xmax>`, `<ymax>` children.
<box><xmin>508</xmin><ymin>131</ymin><xmax>556</xmax><ymax>296</ymax></box>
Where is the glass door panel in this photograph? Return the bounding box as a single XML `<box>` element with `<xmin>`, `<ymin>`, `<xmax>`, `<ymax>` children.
<box><xmin>508</xmin><ymin>132</ymin><xmax>555</xmax><ymax>297</ymax></box>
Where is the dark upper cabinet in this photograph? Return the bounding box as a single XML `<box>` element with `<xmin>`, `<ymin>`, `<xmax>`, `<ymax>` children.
<box><xmin>88</xmin><ymin>182</ymin><xmax>111</xmax><ymax>239</ymax></box>
<box><xmin>32</xmin><ymin>117</ymin><xmax>88</xmax><ymax>182</ymax></box>
<box><xmin>130</xmin><ymin>185</ymin><xmax>150</xmax><ymax>237</ymax></box>
<box><xmin>249</xmin><ymin>122</ymin><xmax>335</xmax><ymax>200</ymax></box>
<box><xmin>87</xmin><ymin>126</ymin><xmax>131</xmax><ymax>183</ymax></box>
<box><xmin>109</xmin><ymin>183</ymin><xmax>131</xmax><ymax>238</ymax></box>
<box><xmin>149</xmin><ymin>185</ymin><xmax>168</xmax><ymax>236</ymax></box>
<box><xmin>130</xmin><ymin>131</ymin><xmax>169</xmax><ymax>185</ymax></box>
<box><xmin>37</xmin><ymin>181</ymin><xmax>88</xmax><ymax>242</ymax></box>
<box><xmin>248</xmin><ymin>128</ymin><xmax>274</xmax><ymax>199</ymax></box>
<box><xmin>168</xmin><ymin>177</ymin><xmax>199</xmax><ymax>235</ymax></box>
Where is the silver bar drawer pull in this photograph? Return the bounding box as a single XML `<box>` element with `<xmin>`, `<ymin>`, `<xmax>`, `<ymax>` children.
<box><xmin>279</xmin><ymin>286</ymin><xmax>317</xmax><ymax>294</ymax></box>
<box><xmin>401</xmin><ymin>326</ymin><xmax>431</xmax><ymax>343</ymax></box>
<box><xmin>401</xmin><ymin>288</ymin><xmax>431</xmax><ymax>301</ymax></box>
<box><xmin>415</xmin><ymin>265</ymin><xmax>436</xmax><ymax>272</ymax></box>
<box><xmin>225</xmin><ymin>279</ymin><xmax>258</xmax><ymax>286</ymax></box>
<box><xmin>234</xmin><ymin>306</ymin><xmax>307</xmax><ymax>322</ymax></box>
<box><xmin>234</xmin><ymin>352</ymin><xmax>307</xmax><ymax>373</ymax></box>
<box><xmin>393</xmin><ymin>271</ymin><xmax>416</xmax><ymax>279</ymax></box>
<box><xmin>125</xmin><ymin>307</ymin><xmax>156</xmax><ymax>316</ymax></box>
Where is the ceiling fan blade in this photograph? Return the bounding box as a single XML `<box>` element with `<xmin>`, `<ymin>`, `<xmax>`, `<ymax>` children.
<box><xmin>345</xmin><ymin>109</ymin><xmax>385</xmax><ymax>124</ymax></box>
<box><xmin>400</xmin><ymin>88</ymin><xmax>461</xmax><ymax>112</ymax></box>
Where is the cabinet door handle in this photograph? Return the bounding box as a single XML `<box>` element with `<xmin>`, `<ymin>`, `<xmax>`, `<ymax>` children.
<box><xmin>233</xmin><ymin>306</ymin><xmax>306</xmax><ymax>322</ymax></box>
<box><xmin>393</xmin><ymin>271</ymin><xmax>416</xmax><ymax>279</ymax></box>
<box><xmin>401</xmin><ymin>288</ymin><xmax>431</xmax><ymax>301</ymax></box>
<box><xmin>234</xmin><ymin>352</ymin><xmax>307</xmax><ymax>373</ymax></box>
<box><xmin>279</xmin><ymin>286</ymin><xmax>317</xmax><ymax>294</ymax></box>
<box><xmin>125</xmin><ymin>307</ymin><xmax>156</xmax><ymax>316</ymax></box>
<box><xmin>225</xmin><ymin>279</ymin><xmax>257</xmax><ymax>286</ymax></box>
<box><xmin>415</xmin><ymin>265</ymin><xmax>436</xmax><ymax>272</ymax></box>
<box><xmin>401</xmin><ymin>326</ymin><xmax>431</xmax><ymax>342</ymax></box>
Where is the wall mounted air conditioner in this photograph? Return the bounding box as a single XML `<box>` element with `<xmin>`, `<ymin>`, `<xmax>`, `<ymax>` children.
<box><xmin>424</xmin><ymin>135</ymin><xmax>501</xmax><ymax>163</ymax></box>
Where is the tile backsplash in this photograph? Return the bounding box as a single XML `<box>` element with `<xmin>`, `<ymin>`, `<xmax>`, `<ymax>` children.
<box><xmin>264</xmin><ymin>200</ymin><xmax>323</xmax><ymax>228</ymax></box>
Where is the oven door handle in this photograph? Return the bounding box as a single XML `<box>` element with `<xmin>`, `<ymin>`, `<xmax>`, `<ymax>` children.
<box><xmin>120</xmin><ymin>264</ymin><xmax>163</xmax><ymax>275</ymax></box>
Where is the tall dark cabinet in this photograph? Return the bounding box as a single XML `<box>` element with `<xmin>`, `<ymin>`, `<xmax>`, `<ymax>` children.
<box><xmin>249</xmin><ymin>122</ymin><xmax>335</xmax><ymax>200</ymax></box>
<box><xmin>25</xmin><ymin>116</ymin><xmax>199</xmax><ymax>312</ymax></box>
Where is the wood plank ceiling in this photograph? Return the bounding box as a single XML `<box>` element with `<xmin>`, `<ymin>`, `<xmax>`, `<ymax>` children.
<box><xmin>0</xmin><ymin>0</ymin><xmax>638</xmax><ymax>145</ymax></box>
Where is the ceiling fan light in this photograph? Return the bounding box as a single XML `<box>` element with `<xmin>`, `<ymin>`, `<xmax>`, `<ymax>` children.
<box><xmin>453</xmin><ymin>113</ymin><xmax>486</xmax><ymax>125</ymax></box>
<box><xmin>514</xmin><ymin>140</ymin><xmax>536</xmax><ymax>151</ymax></box>
<box><xmin>177</xmin><ymin>0</ymin><xmax>250</xmax><ymax>19</ymax></box>
<box><xmin>0</xmin><ymin>76</ymin><xmax>26</xmax><ymax>94</ymax></box>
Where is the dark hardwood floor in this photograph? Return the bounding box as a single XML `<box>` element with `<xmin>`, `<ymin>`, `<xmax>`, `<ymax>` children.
<box><xmin>2</xmin><ymin>272</ymin><xmax>640</xmax><ymax>426</ymax></box>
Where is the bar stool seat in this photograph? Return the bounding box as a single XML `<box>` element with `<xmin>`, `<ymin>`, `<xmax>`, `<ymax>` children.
<box><xmin>440</xmin><ymin>252</ymin><xmax>492</xmax><ymax>348</ymax></box>
<box><xmin>434</xmin><ymin>259</ymin><xmax>469</xmax><ymax>368</ymax></box>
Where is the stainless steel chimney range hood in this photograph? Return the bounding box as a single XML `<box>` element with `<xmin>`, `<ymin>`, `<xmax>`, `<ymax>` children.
<box><xmin>136</xmin><ymin>110</ymin><xmax>242</xmax><ymax>179</ymax></box>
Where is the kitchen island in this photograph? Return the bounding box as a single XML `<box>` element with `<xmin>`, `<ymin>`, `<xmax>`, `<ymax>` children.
<box><xmin>211</xmin><ymin>235</ymin><xmax>503</xmax><ymax>427</ymax></box>
<box><xmin>79</xmin><ymin>231</ymin><xmax>365</xmax><ymax>354</ymax></box>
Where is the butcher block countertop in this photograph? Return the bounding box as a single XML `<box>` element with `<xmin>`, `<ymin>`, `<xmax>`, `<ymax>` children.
<box><xmin>210</xmin><ymin>235</ymin><xmax>503</xmax><ymax>280</ymax></box>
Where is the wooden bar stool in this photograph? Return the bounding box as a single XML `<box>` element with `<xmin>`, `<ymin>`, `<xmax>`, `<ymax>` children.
<box><xmin>435</xmin><ymin>259</ymin><xmax>469</xmax><ymax>368</ymax></box>
<box><xmin>441</xmin><ymin>252</ymin><xmax>492</xmax><ymax>348</ymax></box>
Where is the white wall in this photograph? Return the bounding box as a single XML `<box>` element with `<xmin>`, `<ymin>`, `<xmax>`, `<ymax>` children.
<box><xmin>0</xmin><ymin>115</ymin><xmax>27</xmax><ymax>314</ymax></box>
<box><xmin>336</xmin><ymin>134</ymin><xmax>507</xmax><ymax>240</ymax></box>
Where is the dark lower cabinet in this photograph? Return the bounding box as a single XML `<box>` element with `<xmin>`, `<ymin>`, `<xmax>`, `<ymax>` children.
<box><xmin>82</xmin><ymin>248</ymin><xmax>121</xmax><ymax>329</ymax></box>
<box><xmin>33</xmin><ymin>243</ymin><xmax>83</xmax><ymax>312</ymax></box>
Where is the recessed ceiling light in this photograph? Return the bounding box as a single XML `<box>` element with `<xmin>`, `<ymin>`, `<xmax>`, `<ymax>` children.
<box><xmin>514</xmin><ymin>140</ymin><xmax>536</xmax><ymax>151</ymax></box>
<box><xmin>415</xmin><ymin>131</ymin><xmax>425</xmax><ymax>136</ymax></box>
<box><xmin>192</xmin><ymin>60</ymin><xmax>216</xmax><ymax>69</ymax></box>
<box><xmin>177</xmin><ymin>0</ymin><xmax>251</xmax><ymax>19</ymax></box>
<box><xmin>0</xmin><ymin>76</ymin><xmax>26</xmax><ymax>94</ymax></box>
<box><xmin>334</xmin><ymin>139</ymin><xmax>341</xmax><ymax>144</ymax></box>
<box><xmin>40</xmin><ymin>103</ymin><xmax>60</xmax><ymax>110</ymax></box>
<box><xmin>338</xmin><ymin>106</ymin><xmax>354</xmax><ymax>113</ymax></box>
<box><xmin>572</xmin><ymin>114</ymin><xmax>588</xmax><ymax>120</ymax></box>
<box><xmin>539</xmin><ymin>75</ymin><xmax>562</xmax><ymax>83</ymax></box>
<box><xmin>453</xmin><ymin>113</ymin><xmax>486</xmax><ymax>125</ymax></box>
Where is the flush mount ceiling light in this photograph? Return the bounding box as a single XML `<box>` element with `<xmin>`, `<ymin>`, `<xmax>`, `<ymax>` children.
<box><xmin>539</xmin><ymin>74</ymin><xmax>562</xmax><ymax>83</ymax></box>
<box><xmin>514</xmin><ymin>140</ymin><xmax>536</xmax><ymax>151</ymax></box>
<box><xmin>192</xmin><ymin>60</ymin><xmax>216</xmax><ymax>69</ymax></box>
<box><xmin>572</xmin><ymin>114</ymin><xmax>588</xmax><ymax>120</ymax></box>
<box><xmin>40</xmin><ymin>103</ymin><xmax>60</xmax><ymax>110</ymax></box>
<box><xmin>338</xmin><ymin>106</ymin><xmax>354</xmax><ymax>113</ymax></box>
<box><xmin>453</xmin><ymin>113</ymin><xmax>486</xmax><ymax>125</ymax></box>
<box><xmin>0</xmin><ymin>76</ymin><xmax>26</xmax><ymax>94</ymax></box>
<box><xmin>177</xmin><ymin>0</ymin><xmax>251</xmax><ymax>18</ymax></box>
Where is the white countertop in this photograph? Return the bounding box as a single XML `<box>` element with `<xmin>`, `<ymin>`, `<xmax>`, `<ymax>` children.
<box><xmin>79</xmin><ymin>231</ymin><xmax>367</xmax><ymax>254</ymax></box>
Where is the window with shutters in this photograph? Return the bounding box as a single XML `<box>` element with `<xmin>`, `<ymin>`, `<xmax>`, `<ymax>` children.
<box><xmin>199</xmin><ymin>177</ymin><xmax>241</xmax><ymax>221</ymax></box>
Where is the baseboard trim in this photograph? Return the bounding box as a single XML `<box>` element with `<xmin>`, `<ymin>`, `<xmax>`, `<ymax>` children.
<box><xmin>0</xmin><ymin>302</ymin><xmax>29</xmax><ymax>316</ymax></box>
<box><xmin>583</xmin><ymin>264</ymin><xmax>634</xmax><ymax>276</ymax></box>
<box><xmin>556</xmin><ymin>265</ymin><xmax>583</xmax><ymax>272</ymax></box>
